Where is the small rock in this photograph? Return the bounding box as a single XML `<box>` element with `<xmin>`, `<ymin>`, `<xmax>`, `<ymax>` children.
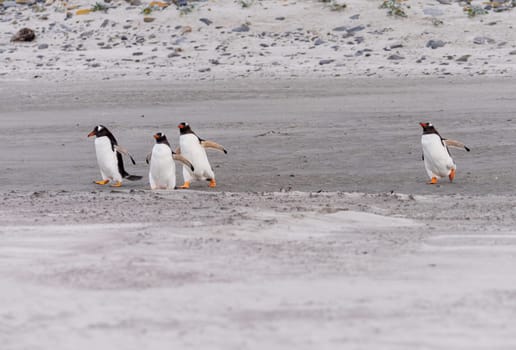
<box><xmin>198</xmin><ymin>67</ymin><xmax>211</xmax><ymax>73</ymax></box>
<box><xmin>314</xmin><ymin>38</ymin><xmax>324</xmax><ymax>46</ymax></box>
<box><xmin>319</xmin><ymin>59</ymin><xmax>334</xmax><ymax>65</ymax></box>
<box><xmin>38</xmin><ymin>43</ymin><xmax>48</xmax><ymax>49</ymax></box>
<box><xmin>11</xmin><ymin>27</ymin><xmax>35</xmax><ymax>42</ymax></box>
<box><xmin>347</xmin><ymin>25</ymin><xmax>365</xmax><ymax>34</ymax></box>
<box><xmin>199</xmin><ymin>18</ymin><xmax>212</xmax><ymax>26</ymax></box>
<box><xmin>456</xmin><ymin>54</ymin><xmax>471</xmax><ymax>62</ymax></box>
<box><xmin>426</xmin><ymin>39</ymin><xmax>445</xmax><ymax>49</ymax></box>
<box><xmin>275</xmin><ymin>17</ymin><xmax>285</xmax><ymax>21</ymax></box>
<box><xmin>332</xmin><ymin>26</ymin><xmax>347</xmax><ymax>32</ymax></box>
<box><xmin>132</xmin><ymin>52</ymin><xmax>143</xmax><ymax>56</ymax></box>
<box><xmin>100</xmin><ymin>19</ymin><xmax>109</xmax><ymax>28</ymax></box>
<box><xmin>350</xmin><ymin>14</ymin><xmax>360</xmax><ymax>20</ymax></box>
<box><xmin>232</xmin><ymin>24</ymin><xmax>249</xmax><ymax>32</ymax></box>
<box><xmin>143</xmin><ymin>17</ymin><xmax>155</xmax><ymax>23</ymax></box>
<box><xmin>509</xmin><ymin>50</ymin><xmax>516</xmax><ymax>55</ymax></box>
<box><xmin>388</xmin><ymin>54</ymin><xmax>405</xmax><ymax>60</ymax></box>
<box><xmin>473</xmin><ymin>36</ymin><xmax>495</xmax><ymax>45</ymax></box>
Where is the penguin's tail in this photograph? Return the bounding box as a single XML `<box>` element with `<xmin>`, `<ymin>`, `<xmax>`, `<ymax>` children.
<box><xmin>124</xmin><ymin>174</ymin><xmax>143</xmax><ymax>181</ymax></box>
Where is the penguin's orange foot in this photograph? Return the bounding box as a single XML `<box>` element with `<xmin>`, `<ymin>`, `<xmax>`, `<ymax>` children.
<box><xmin>179</xmin><ymin>181</ymin><xmax>190</xmax><ymax>189</ymax></box>
<box><xmin>427</xmin><ymin>177</ymin><xmax>438</xmax><ymax>185</ymax></box>
<box><xmin>110</xmin><ymin>181</ymin><xmax>122</xmax><ymax>187</ymax></box>
<box><xmin>208</xmin><ymin>179</ymin><xmax>216</xmax><ymax>188</ymax></box>
<box><xmin>449</xmin><ymin>169</ymin><xmax>456</xmax><ymax>182</ymax></box>
<box><xmin>95</xmin><ymin>180</ymin><xmax>110</xmax><ymax>185</ymax></box>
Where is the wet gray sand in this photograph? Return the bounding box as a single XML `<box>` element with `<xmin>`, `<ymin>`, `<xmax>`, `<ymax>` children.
<box><xmin>1</xmin><ymin>77</ymin><xmax>515</xmax><ymax>194</ymax></box>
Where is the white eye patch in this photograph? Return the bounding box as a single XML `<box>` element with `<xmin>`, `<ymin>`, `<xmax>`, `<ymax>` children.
<box><xmin>97</xmin><ymin>125</ymin><xmax>103</xmax><ymax>131</ymax></box>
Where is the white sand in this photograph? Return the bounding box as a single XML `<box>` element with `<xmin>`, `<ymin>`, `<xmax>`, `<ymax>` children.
<box><xmin>1</xmin><ymin>0</ymin><xmax>515</xmax><ymax>82</ymax></box>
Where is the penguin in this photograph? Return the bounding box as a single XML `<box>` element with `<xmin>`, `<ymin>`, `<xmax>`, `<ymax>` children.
<box><xmin>147</xmin><ymin>132</ymin><xmax>195</xmax><ymax>190</ymax></box>
<box><xmin>420</xmin><ymin>122</ymin><xmax>470</xmax><ymax>184</ymax></box>
<box><xmin>87</xmin><ymin>125</ymin><xmax>142</xmax><ymax>187</ymax></box>
<box><xmin>176</xmin><ymin>122</ymin><xmax>227</xmax><ymax>189</ymax></box>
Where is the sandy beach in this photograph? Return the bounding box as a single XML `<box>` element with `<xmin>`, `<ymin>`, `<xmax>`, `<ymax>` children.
<box><xmin>1</xmin><ymin>0</ymin><xmax>516</xmax><ymax>349</ymax></box>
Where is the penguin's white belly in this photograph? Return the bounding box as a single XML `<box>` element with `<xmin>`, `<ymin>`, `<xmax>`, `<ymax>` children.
<box><xmin>95</xmin><ymin>136</ymin><xmax>120</xmax><ymax>180</ymax></box>
<box><xmin>149</xmin><ymin>144</ymin><xmax>176</xmax><ymax>189</ymax></box>
<box><xmin>422</xmin><ymin>134</ymin><xmax>455</xmax><ymax>178</ymax></box>
<box><xmin>180</xmin><ymin>135</ymin><xmax>213</xmax><ymax>179</ymax></box>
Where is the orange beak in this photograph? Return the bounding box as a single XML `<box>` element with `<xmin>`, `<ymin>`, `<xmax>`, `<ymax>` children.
<box><xmin>178</xmin><ymin>124</ymin><xmax>184</xmax><ymax>129</ymax></box>
<box><xmin>153</xmin><ymin>134</ymin><xmax>160</xmax><ymax>140</ymax></box>
<box><xmin>87</xmin><ymin>131</ymin><xmax>96</xmax><ymax>137</ymax></box>
<box><xmin>419</xmin><ymin>122</ymin><xmax>426</xmax><ymax>128</ymax></box>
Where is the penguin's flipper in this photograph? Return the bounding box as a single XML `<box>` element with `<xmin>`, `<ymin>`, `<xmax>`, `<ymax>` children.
<box><xmin>174</xmin><ymin>147</ymin><xmax>181</xmax><ymax>154</ymax></box>
<box><xmin>146</xmin><ymin>153</ymin><xmax>152</xmax><ymax>165</ymax></box>
<box><xmin>201</xmin><ymin>140</ymin><xmax>227</xmax><ymax>154</ymax></box>
<box><xmin>173</xmin><ymin>154</ymin><xmax>195</xmax><ymax>171</ymax></box>
<box><xmin>444</xmin><ymin>139</ymin><xmax>470</xmax><ymax>152</ymax></box>
<box><xmin>114</xmin><ymin>145</ymin><xmax>137</xmax><ymax>165</ymax></box>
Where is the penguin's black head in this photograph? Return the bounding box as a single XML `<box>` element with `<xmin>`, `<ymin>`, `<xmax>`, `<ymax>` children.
<box><xmin>153</xmin><ymin>132</ymin><xmax>168</xmax><ymax>143</ymax></box>
<box><xmin>178</xmin><ymin>122</ymin><xmax>193</xmax><ymax>135</ymax></box>
<box><xmin>88</xmin><ymin>125</ymin><xmax>110</xmax><ymax>138</ymax></box>
<box><xmin>420</xmin><ymin>122</ymin><xmax>438</xmax><ymax>135</ymax></box>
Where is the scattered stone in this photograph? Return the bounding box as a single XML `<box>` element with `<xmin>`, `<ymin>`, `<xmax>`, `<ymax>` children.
<box><xmin>209</xmin><ymin>59</ymin><xmax>219</xmax><ymax>65</ymax></box>
<box><xmin>38</xmin><ymin>43</ymin><xmax>48</xmax><ymax>49</ymax></box>
<box><xmin>275</xmin><ymin>17</ymin><xmax>285</xmax><ymax>21</ymax></box>
<box><xmin>473</xmin><ymin>36</ymin><xmax>495</xmax><ymax>45</ymax></box>
<box><xmin>198</xmin><ymin>67</ymin><xmax>211</xmax><ymax>72</ymax></box>
<box><xmin>181</xmin><ymin>26</ymin><xmax>192</xmax><ymax>34</ymax></box>
<box><xmin>143</xmin><ymin>17</ymin><xmax>155</xmax><ymax>23</ymax></box>
<box><xmin>347</xmin><ymin>25</ymin><xmax>365</xmax><ymax>34</ymax></box>
<box><xmin>332</xmin><ymin>26</ymin><xmax>348</xmax><ymax>32</ymax></box>
<box><xmin>426</xmin><ymin>40</ymin><xmax>445</xmax><ymax>49</ymax></box>
<box><xmin>314</xmin><ymin>38</ymin><xmax>324</xmax><ymax>46</ymax></box>
<box><xmin>100</xmin><ymin>19</ymin><xmax>109</xmax><ymax>28</ymax></box>
<box><xmin>132</xmin><ymin>51</ymin><xmax>143</xmax><ymax>56</ymax></box>
<box><xmin>167</xmin><ymin>52</ymin><xmax>180</xmax><ymax>58</ymax></box>
<box><xmin>11</xmin><ymin>27</ymin><xmax>35</xmax><ymax>42</ymax></box>
<box><xmin>350</xmin><ymin>14</ymin><xmax>360</xmax><ymax>20</ymax></box>
<box><xmin>510</xmin><ymin>50</ymin><xmax>516</xmax><ymax>55</ymax></box>
<box><xmin>199</xmin><ymin>18</ymin><xmax>212</xmax><ymax>26</ymax></box>
<box><xmin>456</xmin><ymin>55</ymin><xmax>471</xmax><ymax>62</ymax></box>
<box><xmin>232</xmin><ymin>24</ymin><xmax>249</xmax><ymax>32</ymax></box>
<box><xmin>388</xmin><ymin>54</ymin><xmax>405</xmax><ymax>60</ymax></box>
<box><xmin>319</xmin><ymin>59</ymin><xmax>334</xmax><ymax>65</ymax></box>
